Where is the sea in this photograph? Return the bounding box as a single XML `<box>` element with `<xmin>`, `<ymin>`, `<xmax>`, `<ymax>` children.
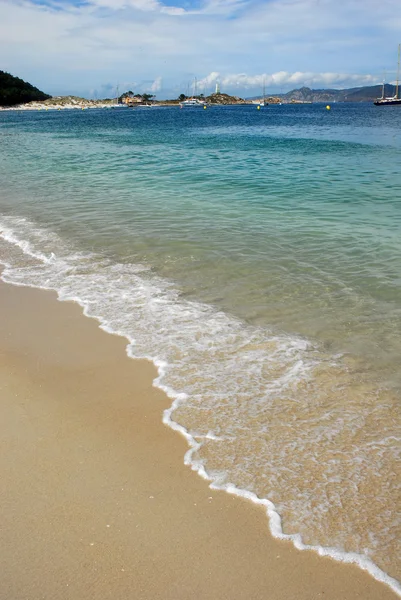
<box><xmin>0</xmin><ymin>102</ymin><xmax>400</xmax><ymax>594</ymax></box>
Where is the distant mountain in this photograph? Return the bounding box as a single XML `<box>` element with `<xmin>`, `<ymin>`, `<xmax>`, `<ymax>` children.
<box><xmin>0</xmin><ymin>71</ymin><xmax>51</xmax><ymax>107</ymax></box>
<box><xmin>282</xmin><ymin>84</ymin><xmax>396</xmax><ymax>103</ymax></box>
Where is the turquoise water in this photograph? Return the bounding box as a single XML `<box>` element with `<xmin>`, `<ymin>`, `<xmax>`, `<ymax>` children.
<box><xmin>0</xmin><ymin>103</ymin><xmax>400</xmax><ymax>592</ymax></box>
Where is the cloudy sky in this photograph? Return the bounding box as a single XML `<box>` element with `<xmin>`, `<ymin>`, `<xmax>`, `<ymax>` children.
<box><xmin>1</xmin><ymin>0</ymin><xmax>400</xmax><ymax>98</ymax></box>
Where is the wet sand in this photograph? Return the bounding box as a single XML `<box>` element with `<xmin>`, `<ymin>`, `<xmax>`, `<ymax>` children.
<box><xmin>0</xmin><ymin>279</ymin><xmax>398</xmax><ymax>600</ymax></box>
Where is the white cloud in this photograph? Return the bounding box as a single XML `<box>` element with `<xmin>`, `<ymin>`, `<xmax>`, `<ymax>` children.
<box><xmin>86</xmin><ymin>0</ymin><xmax>247</xmax><ymax>15</ymax></box>
<box><xmin>87</xmin><ymin>0</ymin><xmax>182</xmax><ymax>12</ymax></box>
<box><xmin>160</xmin><ymin>6</ymin><xmax>187</xmax><ymax>15</ymax></box>
<box><xmin>198</xmin><ymin>0</ymin><xmax>249</xmax><ymax>15</ymax></box>
<box><xmin>0</xmin><ymin>0</ymin><xmax>399</xmax><ymax>98</ymax></box>
<box><xmin>149</xmin><ymin>76</ymin><xmax>163</xmax><ymax>92</ymax></box>
<box><xmin>198</xmin><ymin>71</ymin><xmax>381</xmax><ymax>91</ymax></box>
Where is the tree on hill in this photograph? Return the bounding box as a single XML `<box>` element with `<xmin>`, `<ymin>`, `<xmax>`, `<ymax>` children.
<box><xmin>118</xmin><ymin>90</ymin><xmax>134</xmax><ymax>102</ymax></box>
<box><xmin>0</xmin><ymin>71</ymin><xmax>51</xmax><ymax>106</ymax></box>
<box><xmin>118</xmin><ymin>91</ymin><xmax>155</xmax><ymax>104</ymax></box>
<box><xmin>141</xmin><ymin>93</ymin><xmax>155</xmax><ymax>103</ymax></box>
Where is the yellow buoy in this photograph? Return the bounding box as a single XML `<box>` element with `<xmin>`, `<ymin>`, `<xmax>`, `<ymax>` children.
<box><xmin>203</xmin><ymin>105</ymin><xmax>207</xmax><ymax>109</ymax></box>
<box><xmin>326</xmin><ymin>105</ymin><xmax>331</xmax><ymax>110</ymax></box>
<box><xmin>257</xmin><ymin>105</ymin><xmax>261</xmax><ymax>110</ymax></box>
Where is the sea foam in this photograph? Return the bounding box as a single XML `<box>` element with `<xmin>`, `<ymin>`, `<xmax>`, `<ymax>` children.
<box><xmin>0</xmin><ymin>214</ymin><xmax>400</xmax><ymax>597</ymax></box>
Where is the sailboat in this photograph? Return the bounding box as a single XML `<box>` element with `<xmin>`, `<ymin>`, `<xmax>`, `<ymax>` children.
<box><xmin>180</xmin><ymin>78</ymin><xmax>208</xmax><ymax>107</ymax></box>
<box><xmin>374</xmin><ymin>44</ymin><xmax>401</xmax><ymax>106</ymax></box>
<box><xmin>258</xmin><ymin>79</ymin><xmax>268</xmax><ymax>107</ymax></box>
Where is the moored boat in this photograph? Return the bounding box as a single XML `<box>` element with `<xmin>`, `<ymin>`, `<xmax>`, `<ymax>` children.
<box><xmin>374</xmin><ymin>44</ymin><xmax>401</xmax><ymax>106</ymax></box>
<box><xmin>180</xmin><ymin>98</ymin><xmax>208</xmax><ymax>107</ymax></box>
<box><xmin>258</xmin><ymin>79</ymin><xmax>268</xmax><ymax>107</ymax></box>
<box><xmin>179</xmin><ymin>77</ymin><xmax>208</xmax><ymax>107</ymax></box>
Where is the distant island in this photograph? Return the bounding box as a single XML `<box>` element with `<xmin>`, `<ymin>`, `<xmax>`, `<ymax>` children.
<box><xmin>0</xmin><ymin>71</ymin><xmax>51</xmax><ymax>107</ymax></box>
<box><xmin>174</xmin><ymin>85</ymin><xmax>389</xmax><ymax>105</ymax></box>
<box><xmin>121</xmin><ymin>91</ymin><xmax>248</xmax><ymax>106</ymax></box>
<box><xmin>0</xmin><ymin>71</ymin><xmax>390</xmax><ymax>110</ymax></box>
<box><xmin>1</xmin><ymin>90</ymin><xmax>251</xmax><ymax>110</ymax></box>
<box><xmin>182</xmin><ymin>92</ymin><xmax>248</xmax><ymax>105</ymax></box>
<box><xmin>276</xmin><ymin>84</ymin><xmax>393</xmax><ymax>103</ymax></box>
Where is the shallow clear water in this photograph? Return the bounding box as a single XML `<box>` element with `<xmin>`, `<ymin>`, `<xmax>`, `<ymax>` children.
<box><xmin>0</xmin><ymin>103</ymin><xmax>400</xmax><ymax>592</ymax></box>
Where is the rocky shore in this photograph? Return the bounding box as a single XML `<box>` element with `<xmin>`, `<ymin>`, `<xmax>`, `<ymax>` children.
<box><xmin>0</xmin><ymin>95</ymin><xmax>120</xmax><ymax>111</ymax></box>
<box><xmin>0</xmin><ymin>93</ymin><xmax>287</xmax><ymax>111</ymax></box>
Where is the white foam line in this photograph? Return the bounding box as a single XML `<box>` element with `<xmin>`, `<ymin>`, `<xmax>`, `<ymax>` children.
<box><xmin>155</xmin><ymin>350</ymin><xmax>400</xmax><ymax>592</ymax></box>
<box><xmin>0</xmin><ymin>220</ymin><xmax>55</xmax><ymax>264</ymax></box>
<box><xmin>0</xmin><ymin>224</ymin><xmax>400</xmax><ymax>598</ymax></box>
<box><xmin>160</xmin><ymin>389</ymin><xmax>401</xmax><ymax>597</ymax></box>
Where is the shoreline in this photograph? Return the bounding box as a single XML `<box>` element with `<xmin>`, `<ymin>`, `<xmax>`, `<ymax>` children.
<box><xmin>0</xmin><ymin>100</ymin><xmax>295</xmax><ymax>111</ymax></box>
<box><xmin>0</xmin><ymin>277</ymin><xmax>399</xmax><ymax>599</ymax></box>
<box><xmin>1</xmin><ymin>215</ymin><xmax>400</xmax><ymax>593</ymax></box>
<box><xmin>0</xmin><ymin>103</ymin><xmax>251</xmax><ymax>111</ymax></box>
<box><xmin>0</xmin><ymin>103</ymin><xmax>125</xmax><ymax>111</ymax></box>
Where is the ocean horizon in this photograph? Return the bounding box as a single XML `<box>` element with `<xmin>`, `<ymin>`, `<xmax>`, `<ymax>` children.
<box><xmin>1</xmin><ymin>102</ymin><xmax>400</xmax><ymax>594</ymax></box>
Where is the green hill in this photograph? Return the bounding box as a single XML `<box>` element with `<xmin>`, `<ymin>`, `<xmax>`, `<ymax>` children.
<box><xmin>0</xmin><ymin>71</ymin><xmax>51</xmax><ymax>107</ymax></box>
<box><xmin>282</xmin><ymin>84</ymin><xmax>396</xmax><ymax>103</ymax></box>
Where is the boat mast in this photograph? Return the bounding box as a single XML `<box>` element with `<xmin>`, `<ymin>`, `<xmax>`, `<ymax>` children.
<box><xmin>381</xmin><ymin>70</ymin><xmax>386</xmax><ymax>99</ymax></box>
<box><xmin>396</xmin><ymin>43</ymin><xmax>400</xmax><ymax>100</ymax></box>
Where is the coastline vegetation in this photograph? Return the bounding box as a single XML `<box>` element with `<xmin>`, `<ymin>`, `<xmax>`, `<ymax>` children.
<box><xmin>0</xmin><ymin>71</ymin><xmax>51</xmax><ymax>107</ymax></box>
<box><xmin>1</xmin><ymin>73</ymin><xmax>392</xmax><ymax>110</ymax></box>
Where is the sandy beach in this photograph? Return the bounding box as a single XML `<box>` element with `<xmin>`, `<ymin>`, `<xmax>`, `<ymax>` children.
<box><xmin>0</xmin><ymin>279</ymin><xmax>398</xmax><ymax>600</ymax></box>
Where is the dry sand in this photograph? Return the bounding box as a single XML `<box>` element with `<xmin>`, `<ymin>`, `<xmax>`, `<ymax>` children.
<box><xmin>0</xmin><ymin>280</ymin><xmax>398</xmax><ymax>600</ymax></box>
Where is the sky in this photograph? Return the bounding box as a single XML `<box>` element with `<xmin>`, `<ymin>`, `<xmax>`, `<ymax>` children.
<box><xmin>0</xmin><ymin>0</ymin><xmax>400</xmax><ymax>98</ymax></box>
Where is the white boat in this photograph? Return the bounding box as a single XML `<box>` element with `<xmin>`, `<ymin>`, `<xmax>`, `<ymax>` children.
<box><xmin>374</xmin><ymin>44</ymin><xmax>401</xmax><ymax>106</ymax></box>
<box><xmin>180</xmin><ymin>98</ymin><xmax>207</xmax><ymax>107</ymax></box>
<box><xmin>258</xmin><ymin>79</ymin><xmax>268</xmax><ymax>107</ymax></box>
<box><xmin>179</xmin><ymin>78</ymin><xmax>208</xmax><ymax>107</ymax></box>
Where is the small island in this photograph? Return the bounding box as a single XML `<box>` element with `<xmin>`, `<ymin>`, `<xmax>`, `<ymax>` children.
<box><xmin>1</xmin><ymin>71</ymin><xmax>394</xmax><ymax>111</ymax></box>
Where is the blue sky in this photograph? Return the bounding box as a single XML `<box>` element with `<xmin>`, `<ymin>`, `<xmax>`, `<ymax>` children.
<box><xmin>0</xmin><ymin>0</ymin><xmax>400</xmax><ymax>98</ymax></box>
